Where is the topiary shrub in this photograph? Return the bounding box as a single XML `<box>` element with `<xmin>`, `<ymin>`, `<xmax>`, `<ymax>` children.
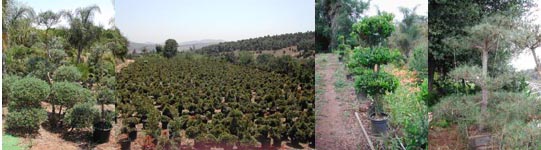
<box><xmin>64</xmin><ymin>102</ymin><xmax>99</xmax><ymax>129</ymax></box>
<box><xmin>8</xmin><ymin>77</ymin><xmax>50</xmax><ymax>110</ymax></box>
<box><xmin>354</xmin><ymin>70</ymin><xmax>399</xmax><ymax>96</ymax></box>
<box><xmin>53</xmin><ymin>65</ymin><xmax>82</xmax><ymax>82</ymax></box>
<box><xmin>51</xmin><ymin>81</ymin><xmax>93</xmax><ymax>112</ymax></box>
<box><xmin>2</xmin><ymin>75</ymin><xmax>21</xmax><ymax>104</ymax></box>
<box><xmin>5</xmin><ymin>108</ymin><xmax>47</xmax><ymax>133</ymax></box>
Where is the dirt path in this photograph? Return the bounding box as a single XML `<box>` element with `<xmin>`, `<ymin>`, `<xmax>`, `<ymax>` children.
<box><xmin>116</xmin><ymin>59</ymin><xmax>134</xmax><ymax>73</ymax></box>
<box><xmin>315</xmin><ymin>54</ymin><xmax>372</xmax><ymax>150</ymax></box>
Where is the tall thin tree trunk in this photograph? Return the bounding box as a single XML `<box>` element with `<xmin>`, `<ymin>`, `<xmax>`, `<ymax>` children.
<box><xmin>77</xmin><ymin>46</ymin><xmax>82</xmax><ymax>63</ymax></box>
<box><xmin>479</xmin><ymin>50</ymin><xmax>488</xmax><ymax>131</ymax></box>
<box><xmin>531</xmin><ymin>48</ymin><xmax>541</xmax><ymax>76</ymax></box>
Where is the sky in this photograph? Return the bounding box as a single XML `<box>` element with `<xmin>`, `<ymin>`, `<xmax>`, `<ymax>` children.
<box><xmin>18</xmin><ymin>0</ymin><xmax>114</xmax><ymax>29</ymax></box>
<box><xmin>365</xmin><ymin>0</ymin><xmax>428</xmax><ymax>22</ymax></box>
<box><xmin>115</xmin><ymin>0</ymin><xmax>315</xmax><ymax>44</ymax></box>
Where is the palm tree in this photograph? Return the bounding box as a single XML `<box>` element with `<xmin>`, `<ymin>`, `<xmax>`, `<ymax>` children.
<box><xmin>63</xmin><ymin>5</ymin><xmax>101</xmax><ymax>63</ymax></box>
<box><xmin>4</xmin><ymin>0</ymin><xmax>35</xmax><ymax>49</ymax></box>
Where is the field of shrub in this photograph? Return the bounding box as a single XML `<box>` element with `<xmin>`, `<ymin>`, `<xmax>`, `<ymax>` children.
<box><xmin>116</xmin><ymin>54</ymin><xmax>315</xmax><ymax>149</ymax></box>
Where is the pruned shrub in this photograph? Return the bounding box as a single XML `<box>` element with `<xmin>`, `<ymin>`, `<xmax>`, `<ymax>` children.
<box><xmin>2</xmin><ymin>75</ymin><xmax>21</xmax><ymax>104</ymax></box>
<box><xmin>53</xmin><ymin>65</ymin><xmax>82</xmax><ymax>82</ymax></box>
<box><xmin>64</xmin><ymin>102</ymin><xmax>99</xmax><ymax>129</ymax></box>
<box><xmin>51</xmin><ymin>81</ymin><xmax>93</xmax><ymax>109</ymax></box>
<box><xmin>6</xmin><ymin>108</ymin><xmax>47</xmax><ymax>133</ymax></box>
<box><xmin>354</xmin><ymin>70</ymin><xmax>399</xmax><ymax>96</ymax></box>
<box><xmin>8</xmin><ymin>77</ymin><xmax>50</xmax><ymax>110</ymax></box>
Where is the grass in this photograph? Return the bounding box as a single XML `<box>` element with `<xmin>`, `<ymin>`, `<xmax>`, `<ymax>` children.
<box><xmin>3</xmin><ymin>134</ymin><xmax>27</xmax><ymax>150</ymax></box>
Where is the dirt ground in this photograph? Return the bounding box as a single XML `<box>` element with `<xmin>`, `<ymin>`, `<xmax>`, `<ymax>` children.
<box><xmin>315</xmin><ymin>54</ymin><xmax>373</xmax><ymax>150</ymax></box>
<box><xmin>428</xmin><ymin>125</ymin><xmax>466</xmax><ymax>150</ymax></box>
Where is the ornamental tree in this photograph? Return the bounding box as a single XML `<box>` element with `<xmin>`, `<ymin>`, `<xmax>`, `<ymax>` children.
<box><xmin>351</xmin><ymin>13</ymin><xmax>401</xmax><ymax>117</ymax></box>
<box><xmin>444</xmin><ymin>15</ymin><xmax>515</xmax><ymax>131</ymax></box>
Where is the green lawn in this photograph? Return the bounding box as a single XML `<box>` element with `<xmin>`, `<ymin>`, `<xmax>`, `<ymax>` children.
<box><xmin>3</xmin><ymin>134</ymin><xmax>25</xmax><ymax>150</ymax></box>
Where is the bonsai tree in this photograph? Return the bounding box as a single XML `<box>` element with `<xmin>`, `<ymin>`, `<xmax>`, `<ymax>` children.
<box><xmin>444</xmin><ymin>15</ymin><xmax>515</xmax><ymax>131</ymax></box>
<box><xmin>351</xmin><ymin>13</ymin><xmax>401</xmax><ymax>119</ymax></box>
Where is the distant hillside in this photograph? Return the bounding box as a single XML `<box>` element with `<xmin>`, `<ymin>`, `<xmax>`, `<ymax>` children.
<box><xmin>128</xmin><ymin>39</ymin><xmax>224</xmax><ymax>54</ymax></box>
<box><xmin>177</xmin><ymin>39</ymin><xmax>224</xmax><ymax>51</ymax></box>
<box><xmin>128</xmin><ymin>42</ymin><xmax>156</xmax><ymax>53</ymax></box>
<box><xmin>198</xmin><ymin>31</ymin><xmax>315</xmax><ymax>57</ymax></box>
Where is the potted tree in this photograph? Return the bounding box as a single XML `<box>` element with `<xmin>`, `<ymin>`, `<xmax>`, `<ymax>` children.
<box><xmin>351</xmin><ymin>13</ymin><xmax>400</xmax><ymax>136</ymax></box>
<box><xmin>93</xmin><ymin>85</ymin><xmax>116</xmax><ymax>143</ymax></box>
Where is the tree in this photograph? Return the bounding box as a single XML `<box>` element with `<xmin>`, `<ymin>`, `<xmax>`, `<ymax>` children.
<box><xmin>514</xmin><ymin>23</ymin><xmax>541</xmax><ymax>76</ymax></box>
<box><xmin>352</xmin><ymin>12</ymin><xmax>395</xmax><ymax>48</ymax></box>
<box><xmin>390</xmin><ymin>7</ymin><xmax>424</xmax><ymax>58</ymax></box>
<box><xmin>444</xmin><ymin>15</ymin><xmax>515</xmax><ymax>131</ymax></box>
<box><xmin>4</xmin><ymin>0</ymin><xmax>35</xmax><ymax>49</ymax></box>
<box><xmin>315</xmin><ymin>0</ymin><xmax>369</xmax><ymax>52</ymax></box>
<box><xmin>163</xmin><ymin>39</ymin><xmax>178</xmax><ymax>58</ymax></box>
<box><xmin>64</xmin><ymin>5</ymin><xmax>101</xmax><ymax>63</ymax></box>
<box><xmin>37</xmin><ymin>10</ymin><xmax>61</xmax><ymax>58</ymax></box>
<box><xmin>428</xmin><ymin>0</ymin><xmax>534</xmax><ymax>93</ymax></box>
<box><xmin>155</xmin><ymin>45</ymin><xmax>163</xmax><ymax>54</ymax></box>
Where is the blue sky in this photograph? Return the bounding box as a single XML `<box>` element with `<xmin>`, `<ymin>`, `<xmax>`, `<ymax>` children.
<box><xmin>115</xmin><ymin>0</ymin><xmax>315</xmax><ymax>43</ymax></box>
<box><xmin>18</xmin><ymin>0</ymin><xmax>114</xmax><ymax>28</ymax></box>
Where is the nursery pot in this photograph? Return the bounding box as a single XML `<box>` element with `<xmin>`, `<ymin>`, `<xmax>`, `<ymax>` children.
<box><xmin>161</xmin><ymin>121</ymin><xmax>169</xmax><ymax>129</ymax></box>
<box><xmin>128</xmin><ymin>123</ymin><xmax>137</xmax><ymax>141</ymax></box>
<box><xmin>93</xmin><ymin>121</ymin><xmax>112</xmax><ymax>143</ymax></box>
<box><xmin>120</xmin><ymin>138</ymin><xmax>131</xmax><ymax>150</ymax></box>
<box><xmin>368</xmin><ymin>112</ymin><xmax>389</xmax><ymax>135</ymax></box>
<box><xmin>346</xmin><ymin>74</ymin><xmax>353</xmax><ymax>81</ymax></box>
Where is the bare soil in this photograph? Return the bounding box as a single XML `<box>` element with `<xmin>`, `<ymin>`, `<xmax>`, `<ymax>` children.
<box><xmin>315</xmin><ymin>54</ymin><xmax>372</xmax><ymax>150</ymax></box>
<box><xmin>428</xmin><ymin>125</ymin><xmax>466</xmax><ymax>150</ymax></box>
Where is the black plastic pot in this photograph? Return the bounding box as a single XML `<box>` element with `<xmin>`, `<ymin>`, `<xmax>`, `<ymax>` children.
<box><xmin>369</xmin><ymin>112</ymin><xmax>389</xmax><ymax>135</ymax></box>
<box><xmin>161</xmin><ymin>121</ymin><xmax>169</xmax><ymax>129</ymax></box>
<box><xmin>93</xmin><ymin>121</ymin><xmax>112</xmax><ymax>143</ymax></box>
<box><xmin>120</xmin><ymin>138</ymin><xmax>131</xmax><ymax>150</ymax></box>
<box><xmin>128</xmin><ymin>123</ymin><xmax>137</xmax><ymax>141</ymax></box>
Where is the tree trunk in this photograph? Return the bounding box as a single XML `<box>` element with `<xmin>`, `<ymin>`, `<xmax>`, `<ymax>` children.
<box><xmin>531</xmin><ymin>48</ymin><xmax>541</xmax><ymax>77</ymax></box>
<box><xmin>428</xmin><ymin>51</ymin><xmax>435</xmax><ymax>92</ymax></box>
<box><xmin>77</xmin><ymin>46</ymin><xmax>83</xmax><ymax>63</ymax></box>
<box><xmin>479</xmin><ymin>50</ymin><xmax>488</xmax><ymax>131</ymax></box>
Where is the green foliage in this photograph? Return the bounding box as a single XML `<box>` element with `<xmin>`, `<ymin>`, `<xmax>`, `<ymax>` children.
<box><xmin>408</xmin><ymin>45</ymin><xmax>428</xmax><ymax>78</ymax></box>
<box><xmin>351</xmin><ymin>47</ymin><xmax>401</xmax><ymax>69</ymax></box>
<box><xmin>5</xmin><ymin>108</ymin><xmax>47</xmax><ymax>133</ymax></box>
<box><xmin>352</xmin><ymin>13</ymin><xmax>395</xmax><ymax>47</ymax></box>
<box><xmin>51</xmin><ymin>81</ymin><xmax>93</xmax><ymax>109</ymax></box>
<box><xmin>49</xmin><ymin>49</ymin><xmax>67</xmax><ymax>64</ymax></box>
<box><xmin>384</xmin><ymin>85</ymin><xmax>428</xmax><ymax>149</ymax></box>
<box><xmin>53</xmin><ymin>65</ymin><xmax>82</xmax><ymax>82</ymax></box>
<box><xmin>497</xmin><ymin>120</ymin><xmax>541</xmax><ymax>149</ymax></box>
<box><xmin>2</xmin><ymin>75</ymin><xmax>21</xmax><ymax>102</ymax></box>
<box><xmin>8</xmin><ymin>77</ymin><xmax>50</xmax><ymax>110</ymax></box>
<box><xmin>117</xmin><ymin>54</ymin><xmax>314</xmax><ymax>144</ymax></box>
<box><xmin>64</xmin><ymin>102</ymin><xmax>98</xmax><ymax>129</ymax></box>
<box><xmin>238</xmin><ymin>51</ymin><xmax>254</xmax><ymax>65</ymax></box>
<box><xmin>163</xmin><ymin>39</ymin><xmax>178</xmax><ymax>58</ymax></box>
<box><xmin>65</xmin><ymin>5</ymin><xmax>102</xmax><ymax>63</ymax></box>
<box><xmin>199</xmin><ymin>32</ymin><xmax>314</xmax><ymax>54</ymax></box>
<box><xmin>316</xmin><ymin>0</ymin><xmax>369</xmax><ymax>51</ymax></box>
<box><xmin>354</xmin><ymin>70</ymin><xmax>399</xmax><ymax>96</ymax></box>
